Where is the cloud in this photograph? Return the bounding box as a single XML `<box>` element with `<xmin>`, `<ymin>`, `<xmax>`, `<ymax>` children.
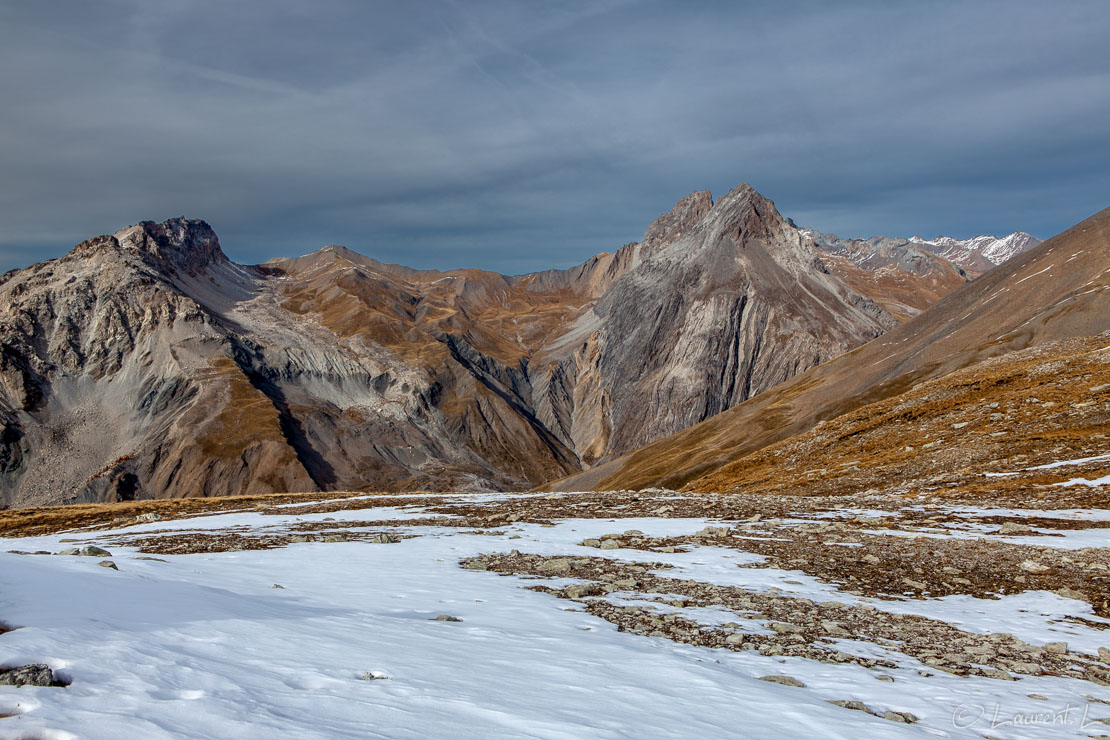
<box><xmin>0</xmin><ymin>0</ymin><xmax>1108</xmax><ymax>273</ymax></box>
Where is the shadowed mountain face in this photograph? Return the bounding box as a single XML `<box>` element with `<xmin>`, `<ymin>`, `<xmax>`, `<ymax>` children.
<box><xmin>546</xmin><ymin>206</ymin><xmax>1110</xmax><ymax>493</ymax></box>
<box><xmin>0</xmin><ymin>186</ymin><xmax>1002</xmax><ymax>506</ymax></box>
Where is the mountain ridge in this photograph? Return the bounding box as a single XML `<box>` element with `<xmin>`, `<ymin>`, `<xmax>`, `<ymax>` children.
<box><xmin>0</xmin><ymin>187</ymin><xmax>1041</xmax><ymax>506</ymax></box>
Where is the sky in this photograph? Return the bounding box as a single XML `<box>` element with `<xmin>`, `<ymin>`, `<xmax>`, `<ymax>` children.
<box><xmin>1</xmin><ymin>1</ymin><xmax>1108</xmax><ymax>275</ymax></box>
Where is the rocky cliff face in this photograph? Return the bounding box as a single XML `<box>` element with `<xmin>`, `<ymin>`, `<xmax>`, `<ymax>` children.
<box><xmin>528</xmin><ymin>187</ymin><xmax>895</xmax><ymax>459</ymax></box>
<box><xmin>1</xmin><ymin>187</ymin><xmax>940</xmax><ymax>505</ymax></box>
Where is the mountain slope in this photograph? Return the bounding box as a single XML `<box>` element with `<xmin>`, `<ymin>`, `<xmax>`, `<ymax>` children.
<box><xmin>0</xmin><ymin>221</ymin><xmax>318</xmax><ymax>507</ymax></box>
<box><xmin>0</xmin><ymin>186</ymin><xmax>914</xmax><ymax>506</ymax></box>
<box><xmin>806</xmin><ymin>231</ymin><xmax>971</xmax><ymax>322</ymax></box>
<box><xmin>546</xmin><ymin>206</ymin><xmax>1110</xmax><ymax>492</ymax></box>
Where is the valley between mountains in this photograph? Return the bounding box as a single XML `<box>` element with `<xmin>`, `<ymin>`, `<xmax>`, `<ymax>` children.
<box><xmin>3</xmin><ymin>185</ymin><xmax>1109</xmax><ymax>739</ymax></box>
<box><xmin>0</xmin><ymin>186</ymin><xmax>1042</xmax><ymax>507</ymax></box>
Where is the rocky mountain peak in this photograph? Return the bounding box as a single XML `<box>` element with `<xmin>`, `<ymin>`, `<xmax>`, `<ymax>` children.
<box><xmin>111</xmin><ymin>217</ymin><xmax>226</xmax><ymax>273</ymax></box>
<box><xmin>705</xmin><ymin>183</ymin><xmax>786</xmax><ymax>247</ymax></box>
<box><xmin>639</xmin><ymin>190</ymin><xmax>713</xmax><ymax>258</ymax></box>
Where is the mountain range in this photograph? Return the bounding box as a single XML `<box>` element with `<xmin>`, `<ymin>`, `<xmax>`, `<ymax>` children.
<box><xmin>0</xmin><ymin>186</ymin><xmax>1056</xmax><ymax>506</ymax></box>
<box><xmin>550</xmin><ymin>205</ymin><xmax>1108</xmax><ymax>493</ymax></box>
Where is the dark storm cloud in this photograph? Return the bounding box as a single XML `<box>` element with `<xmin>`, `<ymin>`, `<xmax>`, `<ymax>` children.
<box><xmin>1</xmin><ymin>0</ymin><xmax>1108</xmax><ymax>273</ymax></box>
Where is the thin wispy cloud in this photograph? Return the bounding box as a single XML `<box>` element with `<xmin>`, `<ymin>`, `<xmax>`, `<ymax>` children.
<box><xmin>1</xmin><ymin>0</ymin><xmax>1107</xmax><ymax>273</ymax></box>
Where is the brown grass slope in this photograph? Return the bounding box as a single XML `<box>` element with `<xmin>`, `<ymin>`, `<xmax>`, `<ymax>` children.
<box><xmin>691</xmin><ymin>333</ymin><xmax>1110</xmax><ymax>497</ymax></box>
<box><xmin>546</xmin><ymin>206</ymin><xmax>1110</xmax><ymax>492</ymax></box>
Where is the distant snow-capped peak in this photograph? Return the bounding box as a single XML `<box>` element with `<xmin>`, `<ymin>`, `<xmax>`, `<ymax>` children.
<box><xmin>909</xmin><ymin>232</ymin><xmax>1041</xmax><ymax>265</ymax></box>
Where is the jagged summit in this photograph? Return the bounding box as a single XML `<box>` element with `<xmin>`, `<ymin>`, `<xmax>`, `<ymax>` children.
<box><xmin>115</xmin><ymin>218</ymin><xmax>226</xmax><ymax>272</ymax></box>
<box><xmin>66</xmin><ymin>217</ymin><xmax>226</xmax><ymax>274</ymax></box>
<box><xmin>639</xmin><ymin>190</ymin><xmax>713</xmax><ymax>259</ymax></box>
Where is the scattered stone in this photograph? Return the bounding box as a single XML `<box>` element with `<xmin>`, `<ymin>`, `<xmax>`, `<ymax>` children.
<box><xmin>134</xmin><ymin>556</ymin><xmax>166</xmax><ymax>562</ymax></box>
<box><xmin>360</xmin><ymin>671</ymin><xmax>388</xmax><ymax>680</ymax></box>
<box><xmin>462</xmin><ymin>559</ymin><xmax>490</xmax><ymax>571</ymax></box>
<box><xmin>769</xmin><ymin>622</ymin><xmax>804</xmax><ymax>634</ymax></box>
<box><xmin>998</xmin><ymin>522</ymin><xmax>1035</xmax><ymax>535</ymax></box>
<box><xmin>830</xmin><ymin>700</ymin><xmax>871</xmax><ymax>712</ymax></box>
<box><xmin>79</xmin><ymin>545</ymin><xmax>112</xmax><ymax>557</ymax></box>
<box><xmin>882</xmin><ymin>711</ymin><xmax>918</xmax><ymax>724</ymax></box>
<box><xmin>580</xmin><ymin>539</ymin><xmax>601</xmax><ymax>547</ymax></box>
<box><xmin>0</xmin><ymin>664</ymin><xmax>59</xmax><ymax>687</ymax></box>
<box><xmin>696</xmin><ymin>526</ymin><xmax>729</xmax><ymax>538</ymax></box>
<box><xmin>322</xmin><ymin>535</ymin><xmax>343</xmax><ymax>543</ymax></box>
<box><xmin>1019</xmin><ymin>559</ymin><xmax>1052</xmax><ymax>574</ymax></box>
<box><xmin>1028</xmin><ymin>694</ymin><xmax>1048</xmax><ymax>701</ymax></box>
<box><xmin>861</xmin><ymin>554</ymin><xmax>881</xmax><ymax>565</ymax></box>
<box><xmin>432</xmin><ymin>615</ymin><xmax>463</xmax><ymax>622</ymax></box>
<box><xmin>599</xmin><ymin>539</ymin><xmax>621</xmax><ymax>550</ymax></box>
<box><xmin>1055</xmin><ymin>587</ymin><xmax>1086</xmax><ymax>600</ymax></box>
<box><xmin>98</xmin><ymin>560</ymin><xmax>118</xmax><ymax>570</ymax></box>
<box><xmin>538</xmin><ymin>558</ymin><xmax>573</xmax><ymax>574</ymax></box>
<box><xmin>758</xmin><ymin>675</ymin><xmax>805</xmax><ymax>688</ymax></box>
<box><xmin>564</xmin><ymin>583</ymin><xmax>600</xmax><ymax>599</ymax></box>
<box><xmin>272</xmin><ymin>584</ymin><xmax>284</xmax><ymax>589</ymax></box>
<box><xmin>371</xmin><ymin>533</ymin><xmax>399</xmax><ymax>544</ymax></box>
<box><xmin>1100</xmin><ymin>647</ymin><xmax>1110</xmax><ymax>664</ymax></box>
<box><xmin>1044</xmin><ymin>642</ymin><xmax>1068</xmax><ymax>655</ymax></box>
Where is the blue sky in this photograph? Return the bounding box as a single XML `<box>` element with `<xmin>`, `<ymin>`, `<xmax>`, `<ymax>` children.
<box><xmin>1</xmin><ymin>1</ymin><xmax>1108</xmax><ymax>273</ymax></box>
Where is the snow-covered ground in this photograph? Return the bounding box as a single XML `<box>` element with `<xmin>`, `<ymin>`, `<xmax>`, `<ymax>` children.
<box><xmin>2</xmin><ymin>496</ymin><xmax>1109</xmax><ymax>739</ymax></box>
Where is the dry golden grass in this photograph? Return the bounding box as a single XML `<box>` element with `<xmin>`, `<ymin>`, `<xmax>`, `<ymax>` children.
<box><xmin>0</xmin><ymin>490</ymin><xmax>379</xmax><ymax>538</ymax></box>
<box><xmin>689</xmin><ymin>334</ymin><xmax>1110</xmax><ymax>500</ymax></box>
<box><xmin>276</xmin><ymin>253</ymin><xmax>594</xmax><ymax>368</ymax></box>
<box><xmin>822</xmin><ymin>253</ymin><xmax>968</xmax><ymax>322</ymax></box>
<box><xmin>194</xmin><ymin>358</ymin><xmax>290</xmax><ymax>460</ymax></box>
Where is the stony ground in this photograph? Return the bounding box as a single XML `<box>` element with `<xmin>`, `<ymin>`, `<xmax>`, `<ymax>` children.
<box><xmin>3</xmin><ymin>484</ymin><xmax>1110</xmax><ymax>737</ymax></box>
